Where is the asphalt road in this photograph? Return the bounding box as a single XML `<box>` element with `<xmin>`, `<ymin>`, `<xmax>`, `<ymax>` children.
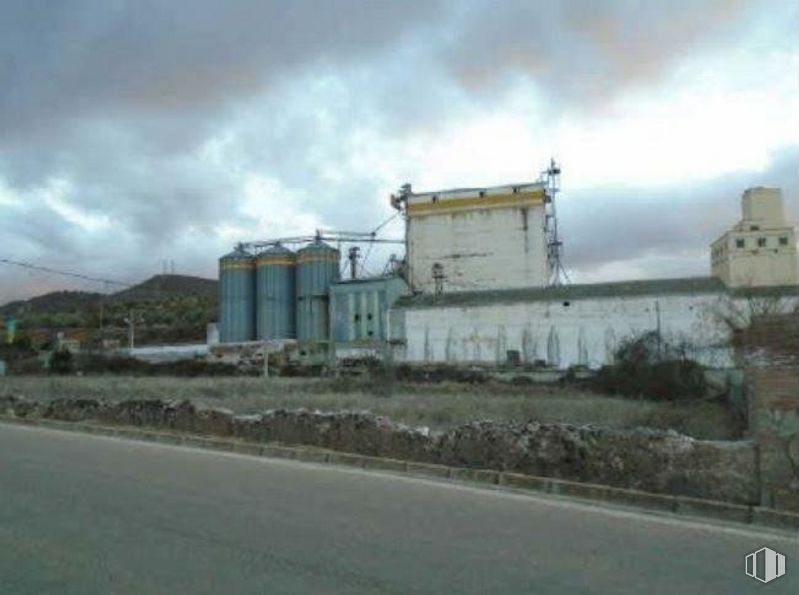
<box><xmin>1</xmin><ymin>423</ymin><xmax>796</xmax><ymax>594</ymax></box>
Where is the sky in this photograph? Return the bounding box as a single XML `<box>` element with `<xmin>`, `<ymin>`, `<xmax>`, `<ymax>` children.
<box><xmin>1</xmin><ymin>0</ymin><xmax>797</xmax><ymax>302</ymax></box>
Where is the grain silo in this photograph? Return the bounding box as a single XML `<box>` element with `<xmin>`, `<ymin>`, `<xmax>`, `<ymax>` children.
<box><xmin>296</xmin><ymin>239</ymin><xmax>340</xmax><ymax>342</ymax></box>
<box><xmin>218</xmin><ymin>246</ymin><xmax>255</xmax><ymax>343</ymax></box>
<box><xmin>255</xmin><ymin>244</ymin><xmax>296</xmax><ymax>340</ymax></box>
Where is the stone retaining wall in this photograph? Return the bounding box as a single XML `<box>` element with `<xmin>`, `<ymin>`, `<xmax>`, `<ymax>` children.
<box><xmin>735</xmin><ymin>312</ymin><xmax>799</xmax><ymax>511</ymax></box>
<box><xmin>0</xmin><ymin>396</ymin><xmax>757</xmax><ymax>505</ymax></box>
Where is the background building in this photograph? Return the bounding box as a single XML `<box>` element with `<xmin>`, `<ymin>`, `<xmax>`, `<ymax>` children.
<box><xmin>711</xmin><ymin>187</ymin><xmax>798</xmax><ymax>288</ymax></box>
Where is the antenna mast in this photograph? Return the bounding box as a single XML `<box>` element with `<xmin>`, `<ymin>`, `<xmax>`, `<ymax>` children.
<box><xmin>541</xmin><ymin>158</ymin><xmax>569</xmax><ymax>286</ymax></box>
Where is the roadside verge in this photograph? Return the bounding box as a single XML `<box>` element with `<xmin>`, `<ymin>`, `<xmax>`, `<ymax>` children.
<box><xmin>2</xmin><ymin>415</ymin><xmax>796</xmax><ymax>533</ymax></box>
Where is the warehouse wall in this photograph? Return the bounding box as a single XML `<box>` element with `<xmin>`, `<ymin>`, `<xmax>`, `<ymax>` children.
<box><xmin>395</xmin><ymin>292</ymin><xmax>799</xmax><ymax>369</ymax></box>
<box><xmin>330</xmin><ymin>276</ymin><xmax>409</xmax><ymax>343</ymax></box>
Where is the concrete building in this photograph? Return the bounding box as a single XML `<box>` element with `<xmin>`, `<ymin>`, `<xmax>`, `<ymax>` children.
<box><xmin>711</xmin><ymin>187</ymin><xmax>798</xmax><ymax>288</ymax></box>
<box><xmin>390</xmin><ymin>185</ymin><xmax>799</xmax><ymax>370</ymax></box>
<box><xmin>216</xmin><ymin>180</ymin><xmax>798</xmax><ymax>371</ymax></box>
<box><xmin>391</xmin><ymin>278</ymin><xmax>799</xmax><ymax>369</ymax></box>
<box><xmin>403</xmin><ymin>182</ymin><xmax>549</xmax><ymax>293</ymax></box>
<box><xmin>330</xmin><ymin>275</ymin><xmax>409</xmax><ymax>345</ymax></box>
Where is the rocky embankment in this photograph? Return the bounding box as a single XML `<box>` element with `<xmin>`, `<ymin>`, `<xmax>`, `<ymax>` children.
<box><xmin>0</xmin><ymin>396</ymin><xmax>757</xmax><ymax>504</ymax></box>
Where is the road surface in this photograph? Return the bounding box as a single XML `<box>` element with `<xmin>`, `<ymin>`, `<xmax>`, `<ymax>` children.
<box><xmin>1</xmin><ymin>423</ymin><xmax>796</xmax><ymax>594</ymax></box>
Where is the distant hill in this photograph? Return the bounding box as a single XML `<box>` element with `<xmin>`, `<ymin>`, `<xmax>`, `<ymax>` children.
<box><xmin>0</xmin><ymin>290</ymin><xmax>103</xmax><ymax>317</ymax></box>
<box><xmin>110</xmin><ymin>274</ymin><xmax>218</xmax><ymax>302</ymax></box>
<box><xmin>1</xmin><ymin>274</ymin><xmax>219</xmax><ymax>345</ymax></box>
<box><xmin>1</xmin><ymin>274</ymin><xmax>218</xmax><ymax>314</ymax></box>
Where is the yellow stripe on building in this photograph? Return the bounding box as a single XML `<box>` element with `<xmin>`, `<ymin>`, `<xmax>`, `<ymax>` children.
<box><xmin>256</xmin><ymin>257</ymin><xmax>297</xmax><ymax>266</ymax></box>
<box><xmin>296</xmin><ymin>255</ymin><xmax>340</xmax><ymax>265</ymax></box>
<box><xmin>407</xmin><ymin>190</ymin><xmax>545</xmax><ymax>217</ymax></box>
<box><xmin>220</xmin><ymin>262</ymin><xmax>255</xmax><ymax>271</ymax></box>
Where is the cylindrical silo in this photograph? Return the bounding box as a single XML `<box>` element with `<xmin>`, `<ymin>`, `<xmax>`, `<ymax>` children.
<box><xmin>218</xmin><ymin>246</ymin><xmax>255</xmax><ymax>343</ymax></box>
<box><xmin>256</xmin><ymin>244</ymin><xmax>296</xmax><ymax>340</ymax></box>
<box><xmin>296</xmin><ymin>239</ymin><xmax>340</xmax><ymax>342</ymax></box>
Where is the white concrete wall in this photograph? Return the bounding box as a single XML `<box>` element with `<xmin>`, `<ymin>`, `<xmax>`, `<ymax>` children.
<box><xmin>407</xmin><ymin>205</ymin><xmax>548</xmax><ymax>292</ymax></box>
<box><xmin>396</xmin><ymin>292</ymin><xmax>799</xmax><ymax>369</ymax></box>
<box><xmin>126</xmin><ymin>344</ymin><xmax>209</xmax><ymax>363</ymax></box>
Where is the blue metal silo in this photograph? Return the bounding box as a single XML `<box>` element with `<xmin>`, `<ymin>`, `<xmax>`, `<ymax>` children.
<box><xmin>296</xmin><ymin>239</ymin><xmax>340</xmax><ymax>342</ymax></box>
<box><xmin>218</xmin><ymin>246</ymin><xmax>255</xmax><ymax>343</ymax></box>
<box><xmin>256</xmin><ymin>244</ymin><xmax>296</xmax><ymax>340</ymax></box>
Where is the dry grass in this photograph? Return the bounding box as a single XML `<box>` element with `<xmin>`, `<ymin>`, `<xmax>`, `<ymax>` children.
<box><xmin>0</xmin><ymin>375</ymin><xmax>739</xmax><ymax>440</ymax></box>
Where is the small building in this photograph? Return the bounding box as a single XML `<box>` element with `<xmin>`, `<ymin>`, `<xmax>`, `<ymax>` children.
<box><xmin>56</xmin><ymin>335</ymin><xmax>81</xmax><ymax>353</ymax></box>
<box><xmin>711</xmin><ymin>187</ymin><xmax>798</xmax><ymax>288</ymax></box>
<box><xmin>329</xmin><ymin>275</ymin><xmax>409</xmax><ymax>347</ymax></box>
<box><xmin>102</xmin><ymin>338</ymin><xmax>121</xmax><ymax>351</ymax></box>
<box><xmin>206</xmin><ymin>322</ymin><xmax>219</xmax><ymax>345</ymax></box>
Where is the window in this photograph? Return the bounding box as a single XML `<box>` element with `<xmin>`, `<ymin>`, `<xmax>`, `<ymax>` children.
<box><xmin>354</xmin><ymin>314</ymin><xmax>360</xmax><ymax>322</ymax></box>
<box><xmin>736</xmin><ymin>239</ymin><xmax>745</xmax><ymax>249</ymax></box>
<box><xmin>366</xmin><ymin>313</ymin><xmax>373</xmax><ymax>321</ymax></box>
<box><xmin>757</xmin><ymin>237</ymin><xmax>767</xmax><ymax>247</ymax></box>
<box><xmin>479</xmin><ymin>191</ymin><xmax>486</xmax><ymax>198</ymax></box>
<box><xmin>779</xmin><ymin>236</ymin><xmax>789</xmax><ymax>246</ymax></box>
<box><xmin>750</xmin><ymin>225</ymin><xmax>760</xmax><ymax>231</ymax></box>
<box><xmin>562</xmin><ymin>301</ymin><xmax>571</xmax><ymax>307</ymax></box>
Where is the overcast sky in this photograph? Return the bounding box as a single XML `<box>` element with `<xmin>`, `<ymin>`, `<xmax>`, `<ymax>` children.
<box><xmin>1</xmin><ymin>0</ymin><xmax>797</xmax><ymax>302</ymax></box>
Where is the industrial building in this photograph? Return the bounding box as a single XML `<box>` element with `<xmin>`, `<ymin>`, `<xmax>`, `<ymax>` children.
<box><xmin>402</xmin><ymin>182</ymin><xmax>550</xmax><ymax>292</ymax></box>
<box><xmin>711</xmin><ymin>187</ymin><xmax>798</xmax><ymax>288</ymax></box>
<box><xmin>217</xmin><ymin>231</ymin><xmax>407</xmax><ymax>363</ymax></box>
<box><xmin>217</xmin><ymin>164</ymin><xmax>799</xmax><ymax>370</ymax></box>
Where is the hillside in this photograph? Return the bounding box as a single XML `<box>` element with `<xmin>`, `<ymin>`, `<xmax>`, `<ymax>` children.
<box><xmin>1</xmin><ymin>274</ymin><xmax>219</xmax><ymax>346</ymax></box>
<box><xmin>0</xmin><ymin>290</ymin><xmax>104</xmax><ymax>317</ymax></box>
<box><xmin>110</xmin><ymin>274</ymin><xmax>218</xmax><ymax>302</ymax></box>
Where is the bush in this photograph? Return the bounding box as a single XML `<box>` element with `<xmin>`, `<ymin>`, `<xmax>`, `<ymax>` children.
<box><xmin>72</xmin><ymin>354</ymin><xmax>240</xmax><ymax>377</ymax></box>
<box><xmin>394</xmin><ymin>364</ymin><xmax>489</xmax><ymax>384</ymax></box>
<box><xmin>368</xmin><ymin>349</ymin><xmax>395</xmax><ymax>399</ymax></box>
<box><xmin>50</xmin><ymin>349</ymin><xmax>74</xmax><ymax>375</ymax></box>
<box><xmin>591</xmin><ymin>331</ymin><xmax>707</xmax><ymax>400</ymax></box>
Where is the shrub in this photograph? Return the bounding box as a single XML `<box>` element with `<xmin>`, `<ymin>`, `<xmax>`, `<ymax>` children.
<box><xmin>71</xmin><ymin>354</ymin><xmax>240</xmax><ymax>377</ymax></box>
<box><xmin>50</xmin><ymin>349</ymin><xmax>74</xmax><ymax>375</ymax></box>
<box><xmin>591</xmin><ymin>331</ymin><xmax>707</xmax><ymax>400</ymax></box>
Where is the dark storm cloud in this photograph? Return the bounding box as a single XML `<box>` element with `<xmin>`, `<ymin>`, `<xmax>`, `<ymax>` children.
<box><xmin>0</xmin><ymin>0</ymin><xmax>445</xmax><ymax>299</ymax></box>
<box><xmin>0</xmin><ymin>0</ymin><xmax>444</xmax><ymax>142</ymax></box>
<box><xmin>0</xmin><ymin>0</ymin><xmax>795</xmax><ymax>302</ymax></box>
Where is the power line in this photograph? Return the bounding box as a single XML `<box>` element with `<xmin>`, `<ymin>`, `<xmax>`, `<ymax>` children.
<box><xmin>370</xmin><ymin>212</ymin><xmax>399</xmax><ymax>236</ymax></box>
<box><xmin>0</xmin><ymin>257</ymin><xmax>132</xmax><ymax>289</ymax></box>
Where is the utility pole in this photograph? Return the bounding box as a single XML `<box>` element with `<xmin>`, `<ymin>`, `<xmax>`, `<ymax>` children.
<box><xmin>432</xmin><ymin>263</ymin><xmax>445</xmax><ymax>295</ymax></box>
<box><xmin>655</xmin><ymin>300</ymin><xmax>662</xmax><ymax>360</ymax></box>
<box><xmin>99</xmin><ymin>280</ymin><xmax>111</xmax><ymax>331</ymax></box>
<box><xmin>123</xmin><ymin>310</ymin><xmax>144</xmax><ymax>351</ymax></box>
<box><xmin>348</xmin><ymin>247</ymin><xmax>360</xmax><ymax>280</ymax></box>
